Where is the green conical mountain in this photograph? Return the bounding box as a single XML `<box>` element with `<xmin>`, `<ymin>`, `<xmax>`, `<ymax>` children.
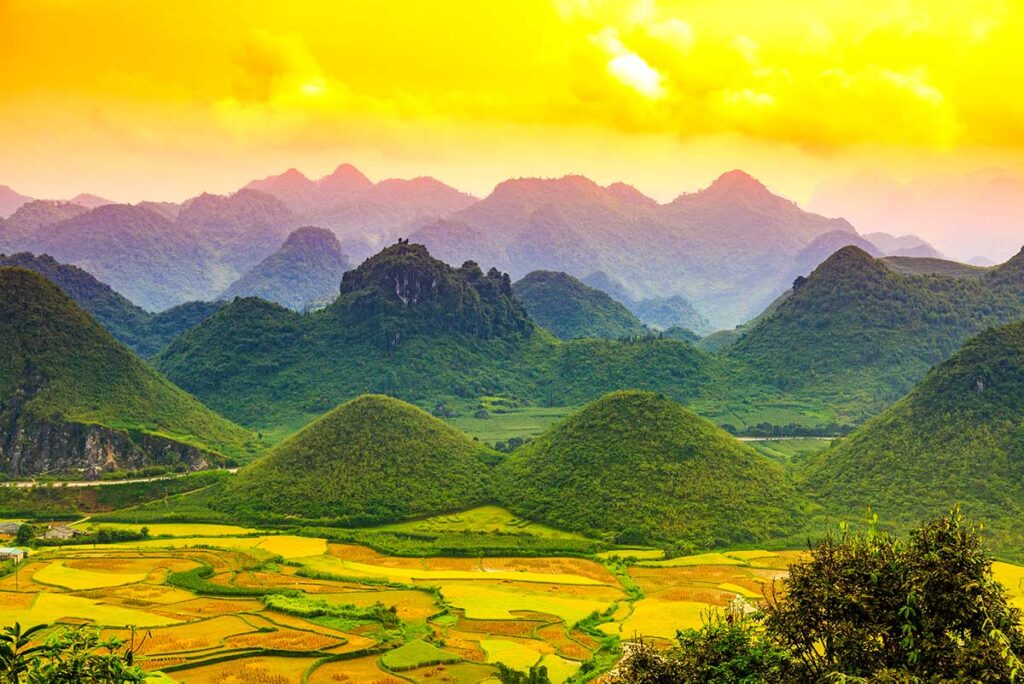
<box><xmin>512</xmin><ymin>270</ymin><xmax>647</xmax><ymax>340</ymax></box>
<box><xmin>156</xmin><ymin>243</ymin><xmax>721</xmax><ymax>432</ymax></box>
<box><xmin>804</xmin><ymin>321</ymin><xmax>1024</xmax><ymax>540</ymax></box>
<box><xmin>0</xmin><ymin>267</ymin><xmax>257</xmax><ymax>477</ymax></box>
<box><xmin>218</xmin><ymin>226</ymin><xmax>351</xmax><ymax>311</ymax></box>
<box><xmin>727</xmin><ymin>245</ymin><xmax>1024</xmax><ymax>416</ymax></box>
<box><xmin>0</xmin><ymin>252</ymin><xmax>221</xmax><ymax>357</ymax></box>
<box><xmin>497</xmin><ymin>391</ymin><xmax>805</xmax><ymax>546</ymax></box>
<box><xmin>216</xmin><ymin>395</ymin><xmax>498</xmax><ymax>524</ymax></box>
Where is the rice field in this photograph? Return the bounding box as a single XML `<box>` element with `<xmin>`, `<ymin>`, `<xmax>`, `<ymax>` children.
<box><xmin>6</xmin><ymin>517</ymin><xmax>1019</xmax><ymax>682</ymax></box>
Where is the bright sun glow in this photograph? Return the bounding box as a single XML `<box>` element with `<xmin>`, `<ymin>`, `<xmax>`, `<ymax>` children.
<box><xmin>0</xmin><ymin>0</ymin><xmax>1022</xmax><ymax>219</ymax></box>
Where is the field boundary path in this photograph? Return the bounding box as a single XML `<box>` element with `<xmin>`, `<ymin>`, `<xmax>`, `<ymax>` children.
<box><xmin>0</xmin><ymin>468</ymin><xmax>238</xmax><ymax>489</ymax></box>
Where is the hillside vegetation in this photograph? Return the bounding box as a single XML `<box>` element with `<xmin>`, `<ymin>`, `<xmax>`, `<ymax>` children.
<box><xmin>512</xmin><ymin>270</ymin><xmax>647</xmax><ymax>340</ymax></box>
<box><xmin>728</xmin><ymin>246</ymin><xmax>1024</xmax><ymax>416</ymax></box>
<box><xmin>214</xmin><ymin>395</ymin><xmax>498</xmax><ymax>525</ymax></box>
<box><xmin>497</xmin><ymin>391</ymin><xmax>806</xmax><ymax>547</ymax></box>
<box><xmin>156</xmin><ymin>243</ymin><xmax>723</xmax><ymax>432</ymax></box>
<box><xmin>218</xmin><ymin>226</ymin><xmax>351</xmax><ymax>311</ymax></box>
<box><xmin>804</xmin><ymin>321</ymin><xmax>1024</xmax><ymax>544</ymax></box>
<box><xmin>0</xmin><ymin>267</ymin><xmax>257</xmax><ymax>474</ymax></box>
<box><xmin>0</xmin><ymin>252</ymin><xmax>221</xmax><ymax>357</ymax></box>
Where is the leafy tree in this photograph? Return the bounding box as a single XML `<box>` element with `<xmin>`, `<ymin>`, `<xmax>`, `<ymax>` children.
<box><xmin>0</xmin><ymin>623</ymin><xmax>47</xmax><ymax>683</ymax></box>
<box><xmin>496</xmin><ymin>663</ymin><xmax>551</xmax><ymax>684</ymax></box>
<box><xmin>766</xmin><ymin>509</ymin><xmax>1024</xmax><ymax>682</ymax></box>
<box><xmin>615</xmin><ymin>510</ymin><xmax>1024</xmax><ymax>683</ymax></box>
<box><xmin>616</xmin><ymin>610</ymin><xmax>793</xmax><ymax>684</ymax></box>
<box><xmin>1</xmin><ymin>624</ymin><xmax>144</xmax><ymax>683</ymax></box>
<box><xmin>13</xmin><ymin>525</ymin><xmax>32</xmax><ymax>546</ymax></box>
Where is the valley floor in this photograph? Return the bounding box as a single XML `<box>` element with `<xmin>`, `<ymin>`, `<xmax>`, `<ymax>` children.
<box><xmin>0</xmin><ymin>515</ymin><xmax>814</xmax><ymax>683</ymax></box>
<box><xmin>4</xmin><ymin>511</ymin><xmax>1024</xmax><ymax>683</ymax></box>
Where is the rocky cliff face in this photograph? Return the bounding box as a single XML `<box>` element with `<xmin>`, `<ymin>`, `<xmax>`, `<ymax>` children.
<box><xmin>0</xmin><ymin>421</ymin><xmax>212</xmax><ymax>479</ymax></box>
<box><xmin>0</xmin><ymin>381</ymin><xmax>211</xmax><ymax>479</ymax></box>
<box><xmin>331</xmin><ymin>242</ymin><xmax>533</xmax><ymax>342</ymax></box>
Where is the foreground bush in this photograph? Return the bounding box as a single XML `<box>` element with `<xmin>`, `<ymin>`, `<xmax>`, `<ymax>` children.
<box><xmin>0</xmin><ymin>623</ymin><xmax>145</xmax><ymax>682</ymax></box>
<box><xmin>616</xmin><ymin>508</ymin><xmax>1024</xmax><ymax>683</ymax></box>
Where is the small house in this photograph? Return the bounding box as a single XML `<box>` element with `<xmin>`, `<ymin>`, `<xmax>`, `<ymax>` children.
<box><xmin>43</xmin><ymin>525</ymin><xmax>84</xmax><ymax>541</ymax></box>
<box><xmin>0</xmin><ymin>523</ymin><xmax>20</xmax><ymax>536</ymax></box>
<box><xmin>0</xmin><ymin>547</ymin><xmax>25</xmax><ymax>564</ymax></box>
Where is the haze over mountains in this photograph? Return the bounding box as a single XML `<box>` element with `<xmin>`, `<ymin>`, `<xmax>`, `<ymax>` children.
<box><xmin>4</xmin><ymin>220</ymin><xmax>1024</xmax><ymax>551</ymax></box>
<box><xmin>0</xmin><ymin>165</ymin><xmax>948</xmax><ymax>329</ymax></box>
<box><xmin>810</xmin><ymin>168</ymin><xmax>1024</xmax><ymax>263</ymax></box>
<box><xmin>218</xmin><ymin>226</ymin><xmax>352</xmax><ymax>311</ymax></box>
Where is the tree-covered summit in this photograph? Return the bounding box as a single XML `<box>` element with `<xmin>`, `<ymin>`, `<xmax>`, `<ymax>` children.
<box><xmin>512</xmin><ymin>270</ymin><xmax>647</xmax><ymax>340</ymax></box>
<box><xmin>328</xmin><ymin>242</ymin><xmax>533</xmax><ymax>342</ymax></box>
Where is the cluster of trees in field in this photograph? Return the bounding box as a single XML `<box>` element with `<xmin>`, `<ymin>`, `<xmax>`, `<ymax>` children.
<box><xmin>262</xmin><ymin>594</ymin><xmax>400</xmax><ymax>628</ymax></box>
<box><xmin>615</xmin><ymin>510</ymin><xmax>1024</xmax><ymax>683</ymax></box>
<box><xmin>719</xmin><ymin>422</ymin><xmax>854</xmax><ymax>437</ymax></box>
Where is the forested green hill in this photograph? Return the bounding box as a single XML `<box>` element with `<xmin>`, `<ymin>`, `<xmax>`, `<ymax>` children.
<box><xmin>496</xmin><ymin>391</ymin><xmax>806</xmax><ymax>547</ymax></box>
<box><xmin>727</xmin><ymin>246</ymin><xmax>1024</xmax><ymax>417</ymax></box>
<box><xmin>0</xmin><ymin>267</ymin><xmax>257</xmax><ymax>476</ymax></box>
<box><xmin>804</xmin><ymin>320</ymin><xmax>1024</xmax><ymax>545</ymax></box>
<box><xmin>156</xmin><ymin>243</ymin><xmax>722</xmax><ymax>433</ymax></box>
<box><xmin>512</xmin><ymin>270</ymin><xmax>647</xmax><ymax>340</ymax></box>
<box><xmin>213</xmin><ymin>395</ymin><xmax>498</xmax><ymax>525</ymax></box>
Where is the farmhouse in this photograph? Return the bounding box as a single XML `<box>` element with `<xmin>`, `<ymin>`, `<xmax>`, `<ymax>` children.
<box><xmin>44</xmin><ymin>525</ymin><xmax>84</xmax><ymax>541</ymax></box>
<box><xmin>0</xmin><ymin>547</ymin><xmax>25</xmax><ymax>564</ymax></box>
<box><xmin>0</xmin><ymin>523</ymin><xmax>20</xmax><ymax>536</ymax></box>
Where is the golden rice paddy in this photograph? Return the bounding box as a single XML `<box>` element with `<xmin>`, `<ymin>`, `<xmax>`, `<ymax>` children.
<box><xmin>5</xmin><ymin>520</ymin><xmax>1016</xmax><ymax>683</ymax></box>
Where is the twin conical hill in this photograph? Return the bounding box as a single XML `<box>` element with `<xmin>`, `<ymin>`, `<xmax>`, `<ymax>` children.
<box><xmin>804</xmin><ymin>320</ymin><xmax>1024</xmax><ymax>539</ymax></box>
<box><xmin>496</xmin><ymin>390</ymin><xmax>804</xmax><ymax>546</ymax></box>
<box><xmin>0</xmin><ymin>267</ymin><xmax>256</xmax><ymax>477</ymax></box>
<box><xmin>216</xmin><ymin>395</ymin><xmax>498</xmax><ymax>524</ymax></box>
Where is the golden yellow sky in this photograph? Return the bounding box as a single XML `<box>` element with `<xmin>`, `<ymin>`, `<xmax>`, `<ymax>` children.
<box><xmin>1</xmin><ymin>0</ymin><xmax>1022</xmax><ymax>209</ymax></box>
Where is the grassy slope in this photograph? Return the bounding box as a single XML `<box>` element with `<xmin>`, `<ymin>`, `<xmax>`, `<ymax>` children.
<box><xmin>0</xmin><ymin>267</ymin><xmax>257</xmax><ymax>460</ymax></box>
<box><xmin>804</xmin><ymin>321</ymin><xmax>1024</xmax><ymax>544</ymax></box>
<box><xmin>512</xmin><ymin>270</ymin><xmax>647</xmax><ymax>340</ymax></box>
<box><xmin>496</xmin><ymin>390</ymin><xmax>807</xmax><ymax>547</ymax></box>
<box><xmin>212</xmin><ymin>395</ymin><xmax>499</xmax><ymax>525</ymax></box>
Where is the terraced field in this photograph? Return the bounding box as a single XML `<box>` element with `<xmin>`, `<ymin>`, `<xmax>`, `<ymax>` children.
<box><xmin>5</xmin><ymin>518</ymin><xmax>1022</xmax><ymax>682</ymax></box>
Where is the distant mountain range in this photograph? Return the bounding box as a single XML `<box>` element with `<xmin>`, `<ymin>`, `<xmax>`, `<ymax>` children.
<box><xmin>245</xmin><ymin>164</ymin><xmax>477</xmax><ymax>261</ymax></box>
<box><xmin>0</xmin><ymin>193</ymin><xmax>300</xmax><ymax>310</ymax></box>
<box><xmin>0</xmin><ymin>185</ymin><xmax>32</xmax><ymax>218</ymax></box>
<box><xmin>0</xmin><ymin>166</ymin><xmax>948</xmax><ymax>329</ymax></box>
<box><xmin>810</xmin><ymin>168</ymin><xmax>1024</xmax><ymax>264</ymax></box>
<box><xmin>407</xmin><ymin>170</ymin><xmax>952</xmax><ymax>328</ymax></box>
